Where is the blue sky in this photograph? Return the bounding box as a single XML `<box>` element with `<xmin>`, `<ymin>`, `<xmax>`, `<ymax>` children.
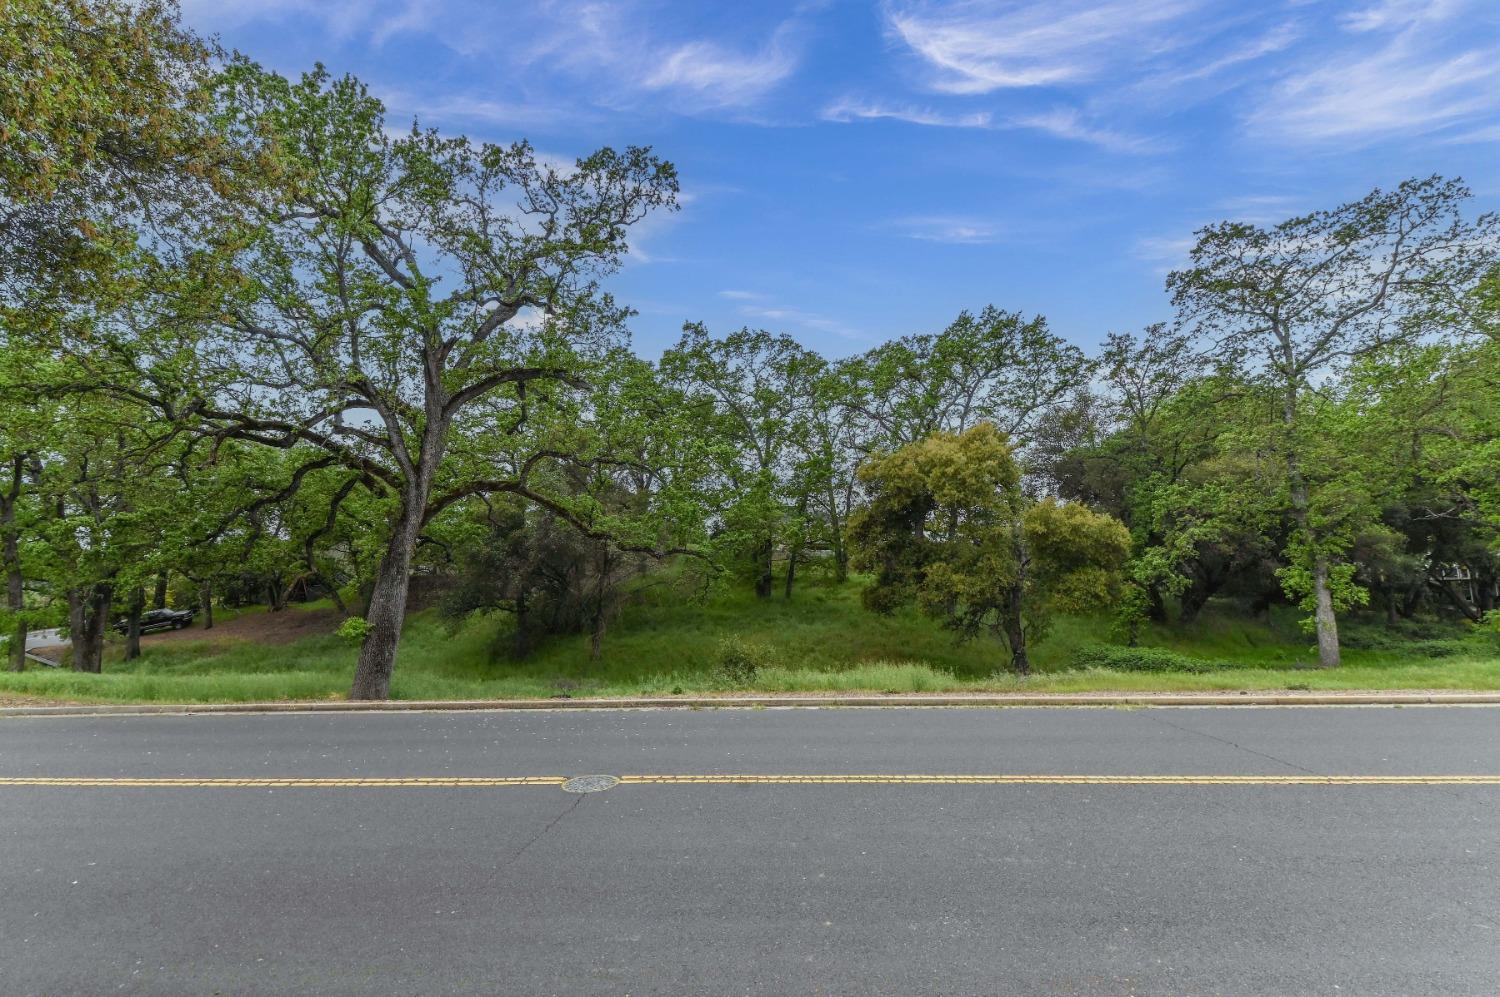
<box><xmin>180</xmin><ymin>0</ymin><xmax>1500</xmax><ymax>358</ymax></box>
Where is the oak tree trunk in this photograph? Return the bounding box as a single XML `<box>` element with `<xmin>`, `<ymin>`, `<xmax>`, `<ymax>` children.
<box><xmin>1431</xmin><ymin>574</ymin><xmax>1483</xmax><ymax>622</ymax></box>
<box><xmin>590</xmin><ymin>611</ymin><xmax>606</xmax><ymax>661</ymax></box>
<box><xmin>67</xmin><ymin>591</ymin><xmax>85</xmax><ymax>669</ymax></box>
<box><xmin>1</xmin><ymin>460</ymin><xmax>23</xmax><ymax>672</ymax></box>
<box><xmin>267</xmin><ymin>574</ymin><xmax>287</xmax><ymax>611</ymax></box>
<box><xmin>1002</xmin><ymin>573</ymin><xmax>1029</xmax><ymax>675</ymax></box>
<box><xmin>753</xmin><ymin>537</ymin><xmax>774</xmax><ymax>599</ymax></box>
<box><xmin>1003</xmin><ymin>603</ymin><xmax>1029</xmax><ymax>675</ymax></box>
<box><xmin>828</xmin><ymin>499</ymin><xmax>848</xmax><ymax>583</ymax></box>
<box><xmin>1285</xmin><ymin>386</ymin><xmax>1340</xmax><ymax>668</ymax></box>
<box><xmin>1311</xmin><ymin>556</ymin><xmax>1341</xmax><ymax>667</ymax></box>
<box><xmin>349</xmin><ymin>496</ymin><xmax>426</xmax><ymax>700</ymax></box>
<box><xmin>513</xmin><ymin>591</ymin><xmax>531</xmax><ymax>660</ymax></box>
<box><xmin>4</xmin><ymin>553</ymin><xmax>21</xmax><ymax>673</ymax></box>
<box><xmin>7</xmin><ymin>616</ymin><xmax>23</xmax><ymax>672</ymax></box>
<box><xmin>1147</xmin><ymin>584</ymin><xmax>1168</xmax><ymax>623</ymax></box>
<box><xmin>327</xmin><ymin>576</ymin><xmax>348</xmax><ymax>615</ymax></box>
<box><xmin>68</xmin><ymin>585</ymin><xmax>111</xmax><ymax>673</ymax></box>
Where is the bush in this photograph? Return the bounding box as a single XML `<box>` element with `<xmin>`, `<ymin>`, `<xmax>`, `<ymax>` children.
<box><xmin>1341</xmin><ymin>621</ymin><xmax>1465</xmax><ymax>650</ymax></box>
<box><xmin>1067</xmin><ymin>644</ymin><xmax>1230</xmax><ymax>674</ymax></box>
<box><xmin>1402</xmin><ymin>639</ymin><xmax>1470</xmax><ymax>658</ymax></box>
<box><xmin>1341</xmin><ymin>620</ymin><xmax>1473</xmax><ymax>658</ymax></box>
<box><xmin>335</xmin><ymin>617</ymin><xmax>371</xmax><ymax>647</ymax></box>
<box><xmin>1478</xmin><ymin>611</ymin><xmax>1500</xmax><ymax>653</ymax></box>
<box><xmin>713</xmin><ymin>635</ymin><xmax>777</xmax><ymax>686</ymax></box>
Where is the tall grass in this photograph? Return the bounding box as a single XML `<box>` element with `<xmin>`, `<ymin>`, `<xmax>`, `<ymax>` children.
<box><xmin>1</xmin><ymin>582</ymin><xmax>1496</xmax><ymax>704</ymax></box>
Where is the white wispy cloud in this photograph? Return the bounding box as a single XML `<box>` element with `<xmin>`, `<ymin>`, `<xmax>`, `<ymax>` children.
<box><xmin>1154</xmin><ymin>20</ymin><xmax>1301</xmax><ymax>89</ymax></box>
<box><xmin>1446</xmin><ymin>123</ymin><xmax>1500</xmax><ymax>144</ymax></box>
<box><xmin>1133</xmin><ymin>233</ymin><xmax>1197</xmax><ymax>275</ymax></box>
<box><xmin>181</xmin><ymin>0</ymin><xmax>428</xmax><ymax>42</ymax></box>
<box><xmin>1247</xmin><ymin>3</ymin><xmax>1500</xmax><ymax>145</ymax></box>
<box><xmin>1340</xmin><ymin>0</ymin><xmax>1465</xmax><ymax>33</ymax></box>
<box><xmin>377</xmin><ymin>88</ymin><xmax>581</xmax><ymax>130</ymax></box>
<box><xmin>822</xmin><ymin>98</ymin><xmax>994</xmax><ymax>128</ymax></box>
<box><xmin>825</xmin><ymin>96</ymin><xmax>1160</xmax><ymax>153</ymax></box>
<box><xmin>718</xmin><ymin>291</ymin><xmax>860</xmax><ymax>338</ymax></box>
<box><xmin>882</xmin><ymin>0</ymin><xmax>1204</xmax><ymax>94</ymax></box>
<box><xmin>190</xmin><ymin>1</ymin><xmax>804</xmax><ymax>117</ymax></box>
<box><xmin>643</xmin><ymin>25</ymin><xmax>800</xmax><ymax>110</ymax></box>
<box><xmin>740</xmin><ymin>304</ymin><xmax>861</xmax><ymax>339</ymax></box>
<box><xmin>888</xmin><ymin>215</ymin><xmax>1002</xmax><ymax>244</ymax></box>
<box><xmin>519</xmin><ymin>3</ymin><xmax>805</xmax><ymax>114</ymax></box>
<box><xmin>370</xmin><ymin>0</ymin><xmax>435</xmax><ymax>46</ymax></box>
<box><xmin>1010</xmin><ymin>108</ymin><xmax>1167</xmax><ymax>154</ymax></box>
<box><xmin>1212</xmin><ymin>193</ymin><xmax>1305</xmax><ymax>224</ymax></box>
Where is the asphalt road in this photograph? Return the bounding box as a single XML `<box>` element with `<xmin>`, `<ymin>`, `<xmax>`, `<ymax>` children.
<box><xmin>2</xmin><ymin>706</ymin><xmax>1498</xmax><ymax>996</ymax></box>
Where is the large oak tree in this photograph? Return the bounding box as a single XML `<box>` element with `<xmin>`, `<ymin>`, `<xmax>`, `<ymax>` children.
<box><xmin>150</xmin><ymin>64</ymin><xmax>678</xmax><ymax>698</ymax></box>
<box><xmin>1169</xmin><ymin>176</ymin><xmax>1496</xmax><ymax>666</ymax></box>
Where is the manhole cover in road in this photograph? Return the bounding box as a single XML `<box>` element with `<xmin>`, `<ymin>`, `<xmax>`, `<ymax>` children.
<box><xmin>562</xmin><ymin>774</ymin><xmax>620</xmax><ymax>794</ymax></box>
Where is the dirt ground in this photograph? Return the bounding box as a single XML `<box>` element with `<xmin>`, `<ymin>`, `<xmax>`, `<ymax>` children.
<box><xmin>0</xmin><ymin>692</ymin><xmax>79</xmax><ymax>706</ymax></box>
<box><xmin>22</xmin><ymin>605</ymin><xmax>344</xmax><ymax>666</ymax></box>
<box><xmin>140</xmin><ymin>606</ymin><xmax>344</xmax><ymax>647</ymax></box>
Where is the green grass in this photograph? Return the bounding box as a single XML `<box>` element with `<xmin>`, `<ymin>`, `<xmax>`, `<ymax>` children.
<box><xmin>2</xmin><ymin>579</ymin><xmax>1497</xmax><ymax>704</ymax></box>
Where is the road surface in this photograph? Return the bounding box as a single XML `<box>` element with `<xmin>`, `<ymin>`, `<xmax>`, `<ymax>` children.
<box><xmin>2</xmin><ymin>706</ymin><xmax>1497</xmax><ymax>995</ymax></box>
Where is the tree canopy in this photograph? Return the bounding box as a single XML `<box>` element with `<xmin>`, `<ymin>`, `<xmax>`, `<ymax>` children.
<box><xmin>1</xmin><ymin>2</ymin><xmax>1497</xmax><ymax>696</ymax></box>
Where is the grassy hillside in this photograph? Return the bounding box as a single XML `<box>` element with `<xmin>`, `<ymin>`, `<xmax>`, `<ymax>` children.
<box><xmin>1</xmin><ymin>578</ymin><xmax>1497</xmax><ymax>704</ymax></box>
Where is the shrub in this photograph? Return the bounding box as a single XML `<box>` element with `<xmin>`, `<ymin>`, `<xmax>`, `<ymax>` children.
<box><xmin>1404</xmin><ymin>639</ymin><xmax>1470</xmax><ymax>658</ymax></box>
<box><xmin>1067</xmin><ymin>644</ymin><xmax>1228</xmax><ymax>674</ymax></box>
<box><xmin>1478</xmin><ymin>611</ymin><xmax>1500</xmax><ymax>653</ymax></box>
<box><xmin>1341</xmin><ymin>624</ymin><xmax>1473</xmax><ymax>658</ymax></box>
<box><xmin>713</xmin><ymin>635</ymin><xmax>777</xmax><ymax>686</ymax></box>
<box><xmin>1342</xmin><ymin>623</ymin><xmax>1464</xmax><ymax>650</ymax></box>
<box><xmin>335</xmin><ymin>617</ymin><xmax>371</xmax><ymax>647</ymax></box>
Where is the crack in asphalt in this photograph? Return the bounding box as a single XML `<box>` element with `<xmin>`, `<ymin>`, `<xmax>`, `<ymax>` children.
<box><xmin>1138</xmin><ymin>710</ymin><xmax>1322</xmax><ymax>775</ymax></box>
<box><xmin>494</xmin><ymin>793</ymin><xmax>585</xmax><ymax>874</ymax></box>
<box><xmin>1137</xmin><ymin>709</ymin><xmax>1491</xmax><ymax>806</ymax></box>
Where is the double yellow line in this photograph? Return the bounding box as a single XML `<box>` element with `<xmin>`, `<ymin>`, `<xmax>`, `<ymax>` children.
<box><xmin>620</xmin><ymin>774</ymin><xmax>1500</xmax><ymax>785</ymax></box>
<box><xmin>0</xmin><ymin>776</ymin><xmax>566</xmax><ymax>788</ymax></box>
<box><xmin>2</xmin><ymin>774</ymin><xmax>1499</xmax><ymax>788</ymax></box>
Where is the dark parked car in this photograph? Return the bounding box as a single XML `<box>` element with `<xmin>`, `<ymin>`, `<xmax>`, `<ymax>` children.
<box><xmin>113</xmin><ymin>608</ymin><xmax>196</xmax><ymax>635</ymax></box>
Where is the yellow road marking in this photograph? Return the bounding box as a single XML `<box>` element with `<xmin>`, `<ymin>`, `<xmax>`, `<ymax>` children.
<box><xmin>618</xmin><ymin>774</ymin><xmax>1500</xmax><ymax>785</ymax></box>
<box><xmin>1</xmin><ymin>774</ymin><xmax>1498</xmax><ymax>788</ymax></box>
<box><xmin>0</xmin><ymin>776</ymin><xmax>567</xmax><ymax>788</ymax></box>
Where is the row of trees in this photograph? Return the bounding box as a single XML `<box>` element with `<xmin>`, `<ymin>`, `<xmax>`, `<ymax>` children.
<box><xmin>2</xmin><ymin>2</ymin><xmax>1497</xmax><ymax>693</ymax></box>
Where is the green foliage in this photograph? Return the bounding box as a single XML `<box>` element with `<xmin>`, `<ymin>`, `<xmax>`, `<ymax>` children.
<box><xmin>1068</xmin><ymin>644</ymin><xmax>1235</xmax><ymax>674</ymax></box>
<box><xmin>335</xmin><ymin>617</ymin><xmax>371</xmax><ymax>646</ymax></box>
<box><xmin>69</xmin><ymin>59</ymin><xmax>685</xmax><ymax>697</ymax></box>
<box><xmin>2</xmin><ymin>592</ymin><xmax>1497</xmax><ymax>704</ymax></box>
<box><xmin>840</xmin><ymin>306</ymin><xmax>1092</xmax><ymax>450</ymax></box>
<box><xmin>1023</xmin><ymin>498</ymin><xmax>1132</xmax><ymax>620</ymax></box>
<box><xmin>850</xmin><ymin>424</ymin><xmax>1130</xmax><ymax>672</ymax></box>
<box><xmin>713</xmin><ymin>635</ymin><xmax>777</xmax><ymax>686</ymax></box>
<box><xmin>3</xmin><ymin>18</ymin><xmax>1498</xmax><ymax>709</ymax></box>
<box><xmin>660</xmin><ymin>323</ymin><xmax>826</xmax><ymax>595</ymax></box>
<box><xmin>0</xmin><ymin>0</ymin><xmax>210</xmax><ymax>200</ymax></box>
<box><xmin>1167</xmin><ymin>176</ymin><xmax>1499</xmax><ymax>665</ymax></box>
<box><xmin>0</xmin><ymin>0</ymin><xmax>221</xmax><ymax>305</ymax></box>
<box><xmin>1476</xmin><ymin>612</ymin><xmax>1500</xmax><ymax>654</ymax></box>
<box><xmin>1109</xmin><ymin>583</ymin><xmax>1153</xmax><ymax>646</ymax></box>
